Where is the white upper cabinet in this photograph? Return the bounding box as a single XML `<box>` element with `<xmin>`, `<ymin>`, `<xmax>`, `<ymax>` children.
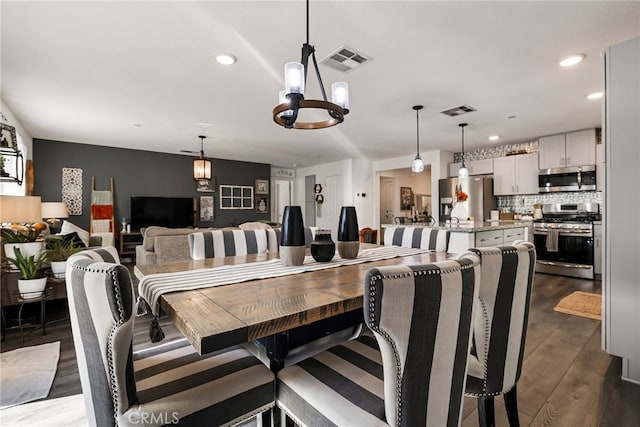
<box><xmin>493</xmin><ymin>153</ymin><xmax>539</xmax><ymax>195</ymax></box>
<box><xmin>447</xmin><ymin>159</ymin><xmax>494</xmax><ymax>177</ymax></box>
<box><xmin>565</xmin><ymin>129</ymin><xmax>597</xmax><ymax>167</ymax></box>
<box><xmin>539</xmin><ymin>129</ymin><xmax>597</xmax><ymax>169</ymax></box>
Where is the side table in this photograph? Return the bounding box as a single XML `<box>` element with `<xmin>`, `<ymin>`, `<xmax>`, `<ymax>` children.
<box><xmin>0</xmin><ymin>270</ymin><xmax>67</xmax><ymax>345</ymax></box>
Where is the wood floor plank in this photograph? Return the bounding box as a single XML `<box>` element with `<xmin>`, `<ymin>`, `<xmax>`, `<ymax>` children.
<box><xmin>600</xmin><ymin>378</ymin><xmax>640</xmax><ymax>427</ymax></box>
<box><xmin>529</xmin><ymin>328</ymin><xmax>617</xmax><ymax>426</ymax></box>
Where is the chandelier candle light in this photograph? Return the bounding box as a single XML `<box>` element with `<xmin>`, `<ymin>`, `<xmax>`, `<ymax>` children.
<box><xmin>273</xmin><ymin>0</ymin><xmax>349</xmax><ymax>129</ymax></box>
<box><xmin>411</xmin><ymin>105</ymin><xmax>424</xmax><ymax>173</ymax></box>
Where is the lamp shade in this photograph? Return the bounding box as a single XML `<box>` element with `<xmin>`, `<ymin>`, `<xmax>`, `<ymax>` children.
<box><xmin>0</xmin><ymin>195</ymin><xmax>42</xmax><ymax>223</ymax></box>
<box><xmin>193</xmin><ymin>158</ymin><xmax>212</xmax><ymax>180</ymax></box>
<box><xmin>331</xmin><ymin>82</ymin><xmax>349</xmax><ymax>110</ymax></box>
<box><xmin>41</xmin><ymin>202</ymin><xmax>68</xmax><ymax>219</ymax></box>
<box><xmin>280</xmin><ymin>206</ymin><xmax>305</xmax><ymax>246</ymax></box>
<box><xmin>284</xmin><ymin>62</ymin><xmax>305</xmax><ymax>95</ymax></box>
<box><xmin>337</xmin><ymin>206</ymin><xmax>359</xmax><ymax>242</ymax></box>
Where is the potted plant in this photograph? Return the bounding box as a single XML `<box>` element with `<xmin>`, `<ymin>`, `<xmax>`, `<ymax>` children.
<box><xmin>1</xmin><ymin>225</ymin><xmax>47</xmax><ymax>270</ymax></box>
<box><xmin>44</xmin><ymin>238</ymin><xmax>82</xmax><ymax>278</ymax></box>
<box><xmin>6</xmin><ymin>246</ymin><xmax>47</xmax><ymax>300</ymax></box>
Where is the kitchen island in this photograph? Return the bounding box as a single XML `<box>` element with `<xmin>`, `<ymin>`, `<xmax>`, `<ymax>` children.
<box><xmin>382</xmin><ymin>220</ymin><xmax>532</xmax><ymax>253</ymax></box>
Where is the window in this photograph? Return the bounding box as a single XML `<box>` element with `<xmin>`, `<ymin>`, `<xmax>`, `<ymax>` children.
<box><xmin>219</xmin><ymin>185</ymin><xmax>254</xmax><ymax>210</ymax></box>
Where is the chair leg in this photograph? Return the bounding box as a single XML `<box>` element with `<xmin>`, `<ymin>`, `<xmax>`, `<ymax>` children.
<box><xmin>477</xmin><ymin>396</ymin><xmax>495</xmax><ymax>427</ymax></box>
<box><xmin>504</xmin><ymin>385</ymin><xmax>521</xmax><ymax>427</ymax></box>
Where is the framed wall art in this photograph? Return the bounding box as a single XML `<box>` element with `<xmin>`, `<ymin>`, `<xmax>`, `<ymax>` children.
<box><xmin>255</xmin><ymin>179</ymin><xmax>269</xmax><ymax>194</ymax></box>
<box><xmin>196</xmin><ymin>177</ymin><xmax>216</xmax><ymax>192</ymax></box>
<box><xmin>256</xmin><ymin>196</ymin><xmax>269</xmax><ymax>214</ymax></box>
<box><xmin>199</xmin><ymin>195</ymin><xmax>214</xmax><ymax>221</ymax></box>
<box><xmin>400</xmin><ymin>186</ymin><xmax>413</xmax><ymax>210</ymax></box>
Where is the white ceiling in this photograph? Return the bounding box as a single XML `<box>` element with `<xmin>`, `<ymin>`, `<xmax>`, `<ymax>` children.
<box><xmin>2</xmin><ymin>1</ymin><xmax>639</xmax><ymax>168</ymax></box>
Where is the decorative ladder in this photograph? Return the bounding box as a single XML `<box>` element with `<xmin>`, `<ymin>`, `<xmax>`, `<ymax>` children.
<box><xmin>90</xmin><ymin>176</ymin><xmax>115</xmax><ymax>242</ymax></box>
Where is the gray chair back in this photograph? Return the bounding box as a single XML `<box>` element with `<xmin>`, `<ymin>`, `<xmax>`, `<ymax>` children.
<box><xmin>66</xmin><ymin>248</ymin><xmax>135</xmax><ymax>426</ymax></box>
<box><xmin>365</xmin><ymin>253</ymin><xmax>480</xmax><ymax>426</ymax></box>
<box><xmin>465</xmin><ymin>242</ymin><xmax>536</xmax><ymax>396</ymax></box>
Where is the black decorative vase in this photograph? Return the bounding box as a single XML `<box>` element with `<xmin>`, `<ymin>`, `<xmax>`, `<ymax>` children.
<box><xmin>311</xmin><ymin>229</ymin><xmax>335</xmax><ymax>262</ymax></box>
<box><xmin>280</xmin><ymin>205</ymin><xmax>305</xmax><ymax>266</ymax></box>
<box><xmin>337</xmin><ymin>206</ymin><xmax>360</xmax><ymax>259</ymax></box>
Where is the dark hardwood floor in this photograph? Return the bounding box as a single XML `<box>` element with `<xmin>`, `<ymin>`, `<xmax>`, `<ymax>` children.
<box><xmin>1</xmin><ymin>268</ymin><xmax>639</xmax><ymax>426</ymax></box>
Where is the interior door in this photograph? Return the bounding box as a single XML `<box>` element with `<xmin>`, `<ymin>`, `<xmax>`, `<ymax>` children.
<box><xmin>379</xmin><ymin>177</ymin><xmax>396</xmax><ymax>244</ymax></box>
<box><xmin>274</xmin><ymin>179</ymin><xmax>292</xmax><ymax>224</ymax></box>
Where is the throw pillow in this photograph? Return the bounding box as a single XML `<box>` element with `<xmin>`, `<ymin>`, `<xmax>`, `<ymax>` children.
<box><xmin>62</xmin><ymin>232</ymin><xmax>87</xmax><ymax>248</ymax></box>
<box><xmin>60</xmin><ymin>220</ymin><xmax>90</xmax><ymax>247</ymax></box>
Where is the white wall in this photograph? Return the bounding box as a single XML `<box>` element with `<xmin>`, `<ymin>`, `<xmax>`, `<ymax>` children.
<box><xmin>292</xmin><ymin>150</ymin><xmax>452</xmax><ymax>239</ymax></box>
<box><xmin>372</xmin><ymin>150</ymin><xmax>453</xmax><ymax>226</ymax></box>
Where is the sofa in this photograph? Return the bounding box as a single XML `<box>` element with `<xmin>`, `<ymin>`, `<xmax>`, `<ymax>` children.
<box><xmin>135</xmin><ymin>226</ymin><xmax>210</xmax><ymax>266</ymax></box>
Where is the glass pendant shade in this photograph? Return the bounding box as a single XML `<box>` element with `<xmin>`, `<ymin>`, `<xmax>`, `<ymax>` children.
<box><xmin>331</xmin><ymin>82</ymin><xmax>349</xmax><ymax>110</ymax></box>
<box><xmin>193</xmin><ymin>158</ymin><xmax>211</xmax><ymax>180</ymax></box>
<box><xmin>284</xmin><ymin>62</ymin><xmax>305</xmax><ymax>95</ymax></box>
<box><xmin>278</xmin><ymin>90</ymin><xmax>293</xmax><ymax>119</ymax></box>
<box><xmin>193</xmin><ymin>135</ymin><xmax>211</xmax><ymax>180</ymax></box>
<box><xmin>412</xmin><ymin>155</ymin><xmax>425</xmax><ymax>173</ymax></box>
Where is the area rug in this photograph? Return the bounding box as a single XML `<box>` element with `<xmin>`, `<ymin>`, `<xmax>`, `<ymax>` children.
<box><xmin>553</xmin><ymin>291</ymin><xmax>602</xmax><ymax>320</ymax></box>
<box><xmin>0</xmin><ymin>393</ymin><xmax>86</xmax><ymax>426</ymax></box>
<box><xmin>0</xmin><ymin>341</ymin><xmax>60</xmax><ymax>409</ymax></box>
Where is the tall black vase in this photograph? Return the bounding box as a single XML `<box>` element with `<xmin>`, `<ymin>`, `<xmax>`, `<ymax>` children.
<box><xmin>280</xmin><ymin>205</ymin><xmax>305</xmax><ymax>266</ymax></box>
<box><xmin>337</xmin><ymin>206</ymin><xmax>360</xmax><ymax>259</ymax></box>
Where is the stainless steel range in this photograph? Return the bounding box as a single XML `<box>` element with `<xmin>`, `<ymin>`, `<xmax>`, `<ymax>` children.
<box><xmin>533</xmin><ymin>203</ymin><xmax>600</xmax><ymax>279</ymax></box>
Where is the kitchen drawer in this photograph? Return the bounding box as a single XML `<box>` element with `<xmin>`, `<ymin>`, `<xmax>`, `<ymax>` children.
<box><xmin>475</xmin><ymin>230</ymin><xmax>504</xmax><ymax>247</ymax></box>
<box><xmin>504</xmin><ymin>227</ymin><xmax>525</xmax><ymax>244</ymax></box>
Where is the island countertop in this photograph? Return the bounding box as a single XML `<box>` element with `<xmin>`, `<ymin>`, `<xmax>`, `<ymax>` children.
<box><xmin>439</xmin><ymin>220</ymin><xmax>533</xmax><ymax>233</ymax></box>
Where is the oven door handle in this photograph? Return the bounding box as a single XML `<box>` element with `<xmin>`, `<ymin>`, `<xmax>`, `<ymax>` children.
<box><xmin>534</xmin><ymin>231</ymin><xmax>593</xmax><ymax>237</ymax></box>
<box><xmin>536</xmin><ymin>260</ymin><xmax>592</xmax><ymax>269</ymax></box>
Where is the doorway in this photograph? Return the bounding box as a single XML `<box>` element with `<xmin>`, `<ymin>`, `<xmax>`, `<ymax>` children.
<box><xmin>379</xmin><ymin>176</ymin><xmax>396</xmax><ymax>243</ymax></box>
<box><xmin>273</xmin><ymin>179</ymin><xmax>292</xmax><ymax>224</ymax></box>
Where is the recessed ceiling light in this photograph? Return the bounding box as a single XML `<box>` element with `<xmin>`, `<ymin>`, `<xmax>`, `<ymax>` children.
<box><xmin>216</xmin><ymin>54</ymin><xmax>237</xmax><ymax>65</ymax></box>
<box><xmin>587</xmin><ymin>91</ymin><xmax>603</xmax><ymax>100</ymax></box>
<box><xmin>559</xmin><ymin>54</ymin><xmax>585</xmax><ymax>67</ymax></box>
<box><xmin>488</xmin><ymin>135</ymin><xmax>500</xmax><ymax>141</ymax></box>
<box><xmin>196</xmin><ymin>122</ymin><xmax>214</xmax><ymax>127</ymax></box>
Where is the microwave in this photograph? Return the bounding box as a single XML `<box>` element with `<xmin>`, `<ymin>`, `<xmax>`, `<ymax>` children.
<box><xmin>538</xmin><ymin>165</ymin><xmax>597</xmax><ymax>192</ymax></box>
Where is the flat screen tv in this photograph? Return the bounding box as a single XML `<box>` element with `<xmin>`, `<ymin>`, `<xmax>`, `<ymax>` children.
<box><xmin>131</xmin><ymin>196</ymin><xmax>195</xmax><ymax>230</ymax></box>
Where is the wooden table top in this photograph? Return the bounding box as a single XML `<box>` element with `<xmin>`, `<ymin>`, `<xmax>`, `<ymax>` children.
<box><xmin>135</xmin><ymin>245</ymin><xmax>450</xmax><ymax>354</ymax></box>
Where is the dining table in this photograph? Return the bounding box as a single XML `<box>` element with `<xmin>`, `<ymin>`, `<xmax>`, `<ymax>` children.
<box><xmin>134</xmin><ymin>244</ymin><xmax>452</xmax><ymax>356</ymax></box>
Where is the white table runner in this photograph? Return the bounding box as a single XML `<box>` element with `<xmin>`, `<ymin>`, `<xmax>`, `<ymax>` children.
<box><xmin>137</xmin><ymin>245</ymin><xmax>430</xmax><ymax>317</ymax></box>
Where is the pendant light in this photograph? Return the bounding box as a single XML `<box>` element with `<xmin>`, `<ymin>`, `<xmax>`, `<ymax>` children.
<box><xmin>272</xmin><ymin>0</ymin><xmax>349</xmax><ymax>129</ymax></box>
<box><xmin>193</xmin><ymin>135</ymin><xmax>212</xmax><ymax>180</ymax></box>
<box><xmin>411</xmin><ymin>105</ymin><xmax>424</xmax><ymax>173</ymax></box>
<box><xmin>458</xmin><ymin>123</ymin><xmax>469</xmax><ymax>178</ymax></box>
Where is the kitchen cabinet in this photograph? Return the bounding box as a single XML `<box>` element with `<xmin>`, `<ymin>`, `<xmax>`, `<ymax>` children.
<box><xmin>538</xmin><ymin>129</ymin><xmax>597</xmax><ymax>169</ymax></box>
<box><xmin>448</xmin><ymin>159</ymin><xmax>494</xmax><ymax>177</ymax></box>
<box><xmin>492</xmin><ymin>153</ymin><xmax>539</xmax><ymax>195</ymax></box>
<box><xmin>593</xmin><ymin>223</ymin><xmax>602</xmax><ymax>276</ymax></box>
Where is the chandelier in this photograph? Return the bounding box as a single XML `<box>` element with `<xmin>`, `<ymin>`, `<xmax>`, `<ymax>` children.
<box><xmin>193</xmin><ymin>135</ymin><xmax>212</xmax><ymax>181</ymax></box>
<box><xmin>272</xmin><ymin>0</ymin><xmax>350</xmax><ymax>129</ymax></box>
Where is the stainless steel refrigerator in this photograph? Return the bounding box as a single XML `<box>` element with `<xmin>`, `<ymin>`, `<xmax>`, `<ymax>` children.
<box><xmin>438</xmin><ymin>176</ymin><xmax>496</xmax><ymax>221</ymax></box>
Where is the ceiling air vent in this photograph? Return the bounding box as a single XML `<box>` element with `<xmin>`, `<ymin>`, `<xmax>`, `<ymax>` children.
<box><xmin>319</xmin><ymin>46</ymin><xmax>371</xmax><ymax>73</ymax></box>
<box><xmin>440</xmin><ymin>105</ymin><xmax>477</xmax><ymax>117</ymax></box>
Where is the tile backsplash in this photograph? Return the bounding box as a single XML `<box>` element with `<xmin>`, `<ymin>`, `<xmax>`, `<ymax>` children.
<box><xmin>497</xmin><ymin>192</ymin><xmax>603</xmax><ymax>215</ymax></box>
<box><xmin>453</xmin><ymin>138</ymin><xmax>603</xmax><ymax>215</ymax></box>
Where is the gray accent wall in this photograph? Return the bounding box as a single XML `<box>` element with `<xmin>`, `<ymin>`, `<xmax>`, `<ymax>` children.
<box><xmin>33</xmin><ymin>139</ymin><xmax>271</xmax><ymax>230</ymax></box>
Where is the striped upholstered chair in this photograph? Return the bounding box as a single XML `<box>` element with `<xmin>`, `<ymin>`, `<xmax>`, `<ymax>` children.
<box><xmin>277</xmin><ymin>253</ymin><xmax>480</xmax><ymax>426</ymax></box>
<box><xmin>384</xmin><ymin>226</ymin><xmax>451</xmax><ymax>252</ymax></box>
<box><xmin>465</xmin><ymin>242</ymin><xmax>536</xmax><ymax>427</ymax></box>
<box><xmin>66</xmin><ymin>248</ymin><xmax>275</xmax><ymax>426</ymax></box>
<box><xmin>188</xmin><ymin>229</ymin><xmax>278</xmax><ymax>259</ymax></box>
